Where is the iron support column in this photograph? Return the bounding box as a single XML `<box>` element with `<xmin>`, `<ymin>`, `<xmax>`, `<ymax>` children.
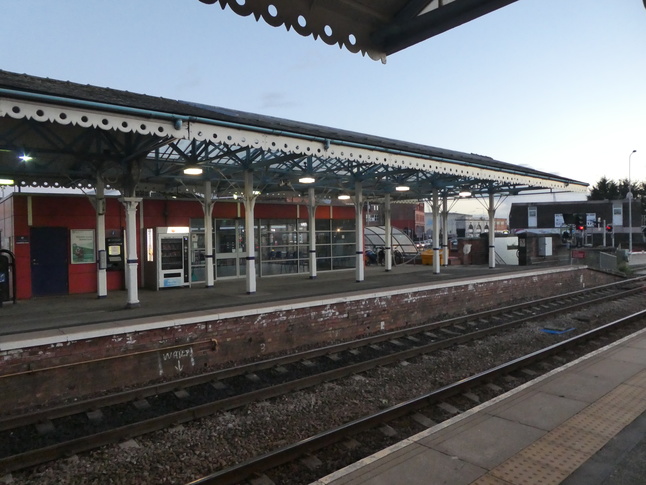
<box><xmin>308</xmin><ymin>187</ymin><xmax>317</xmax><ymax>279</ymax></box>
<box><xmin>629</xmin><ymin>150</ymin><xmax>636</xmax><ymax>257</ymax></box>
<box><xmin>203</xmin><ymin>180</ymin><xmax>215</xmax><ymax>287</ymax></box>
<box><xmin>120</xmin><ymin>197</ymin><xmax>141</xmax><ymax>308</ymax></box>
<box><xmin>384</xmin><ymin>193</ymin><xmax>392</xmax><ymax>271</ymax></box>
<box><xmin>442</xmin><ymin>193</ymin><xmax>449</xmax><ymax>267</ymax></box>
<box><xmin>432</xmin><ymin>189</ymin><xmax>441</xmax><ymax>274</ymax></box>
<box><xmin>95</xmin><ymin>176</ymin><xmax>107</xmax><ymax>298</ymax></box>
<box><xmin>488</xmin><ymin>191</ymin><xmax>496</xmax><ymax>269</ymax></box>
<box><xmin>354</xmin><ymin>181</ymin><xmax>364</xmax><ymax>282</ymax></box>
<box><xmin>243</xmin><ymin>170</ymin><xmax>258</xmax><ymax>294</ymax></box>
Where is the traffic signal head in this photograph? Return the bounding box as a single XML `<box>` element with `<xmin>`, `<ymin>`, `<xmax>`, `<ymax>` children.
<box><xmin>606</xmin><ymin>224</ymin><xmax>613</xmax><ymax>233</ymax></box>
<box><xmin>574</xmin><ymin>213</ymin><xmax>585</xmax><ymax>231</ymax></box>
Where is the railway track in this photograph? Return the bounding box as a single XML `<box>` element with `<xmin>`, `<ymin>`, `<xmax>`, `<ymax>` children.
<box><xmin>190</xmin><ymin>308</ymin><xmax>646</xmax><ymax>485</ymax></box>
<box><xmin>1</xmin><ymin>278</ymin><xmax>645</xmax><ymax>476</ymax></box>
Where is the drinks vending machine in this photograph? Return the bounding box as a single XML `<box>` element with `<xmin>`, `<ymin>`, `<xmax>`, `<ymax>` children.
<box><xmin>145</xmin><ymin>227</ymin><xmax>190</xmax><ymax>289</ymax></box>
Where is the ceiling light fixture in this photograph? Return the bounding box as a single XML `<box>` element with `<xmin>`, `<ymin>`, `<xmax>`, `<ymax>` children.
<box><xmin>298</xmin><ymin>176</ymin><xmax>315</xmax><ymax>184</ymax></box>
<box><xmin>19</xmin><ymin>154</ymin><xmax>33</xmax><ymax>162</ymax></box>
<box><xmin>183</xmin><ymin>165</ymin><xmax>203</xmax><ymax>175</ymax></box>
<box><xmin>0</xmin><ymin>178</ymin><xmax>14</xmax><ymax>185</ymax></box>
<box><xmin>459</xmin><ymin>190</ymin><xmax>472</xmax><ymax>198</ymax></box>
<box><xmin>338</xmin><ymin>194</ymin><xmax>351</xmax><ymax>200</ymax></box>
<box><xmin>395</xmin><ymin>185</ymin><xmax>410</xmax><ymax>192</ymax></box>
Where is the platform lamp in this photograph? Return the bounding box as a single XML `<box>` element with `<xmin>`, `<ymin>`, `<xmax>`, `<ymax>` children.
<box><xmin>183</xmin><ymin>164</ymin><xmax>203</xmax><ymax>175</ymax></box>
<box><xmin>628</xmin><ymin>149</ymin><xmax>637</xmax><ymax>255</ymax></box>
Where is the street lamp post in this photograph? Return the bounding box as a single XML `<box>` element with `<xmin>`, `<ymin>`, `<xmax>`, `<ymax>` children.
<box><xmin>628</xmin><ymin>149</ymin><xmax>637</xmax><ymax>255</ymax></box>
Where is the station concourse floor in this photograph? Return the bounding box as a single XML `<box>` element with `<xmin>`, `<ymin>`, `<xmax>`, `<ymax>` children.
<box><xmin>313</xmin><ymin>327</ymin><xmax>646</xmax><ymax>485</ymax></box>
<box><xmin>0</xmin><ymin>262</ymin><xmax>540</xmax><ymax>337</ymax></box>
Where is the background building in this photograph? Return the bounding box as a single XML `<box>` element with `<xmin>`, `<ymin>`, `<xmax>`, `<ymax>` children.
<box><xmin>509</xmin><ymin>199</ymin><xmax>644</xmax><ymax>249</ymax></box>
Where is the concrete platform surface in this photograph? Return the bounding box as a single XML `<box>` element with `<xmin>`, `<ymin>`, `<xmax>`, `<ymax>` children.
<box><xmin>0</xmin><ymin>263</ymin><xmax>549</xmax><ymax>337</ymax></box>
<box><xmin>313</xmin><ymin>329</ymin><xmax>646</xmax><ymax>485</ymax></box>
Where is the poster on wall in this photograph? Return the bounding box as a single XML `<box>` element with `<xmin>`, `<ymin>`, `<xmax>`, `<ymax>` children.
<box><xmin>71</xmin><ymin>229</ymin><xmax>95</xmax><ymax>264</ymax></box>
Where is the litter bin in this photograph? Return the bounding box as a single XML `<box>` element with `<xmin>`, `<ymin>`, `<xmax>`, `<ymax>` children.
<box><xmin>0</xmin><ymin>249</ymin><xmax>16</xmax><ymax>306</ymax></box>
<box><xmin>0</xmin><ymin>253</ymin><xmax>9</xmax><ymax>304</ymax></box>
<box><xmin>421</xmin><ymin>250</ymin><xmax>443</xmax><ymax>265</ymax></box>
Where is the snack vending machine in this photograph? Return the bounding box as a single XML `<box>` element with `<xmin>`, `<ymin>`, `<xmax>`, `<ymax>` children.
<box><xmin>156</xmin><ymin>227</ymin><xmax>190</xmax><ymax>289</ymax></box>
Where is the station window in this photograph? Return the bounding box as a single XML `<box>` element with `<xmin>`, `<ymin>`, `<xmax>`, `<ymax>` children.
<box><xmin>186</xmin><ymin>216</ymin><xmax>356</xmax><ymax>280</ymax></box>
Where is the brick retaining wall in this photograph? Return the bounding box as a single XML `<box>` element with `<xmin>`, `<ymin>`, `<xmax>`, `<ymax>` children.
<box><xmin>0</xmin><ymin>267</ymin><xmax>620</xmax><ymax>411</ymax></box>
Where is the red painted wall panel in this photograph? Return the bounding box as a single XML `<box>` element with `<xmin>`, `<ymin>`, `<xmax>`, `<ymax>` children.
<box><xmin>4</xmin><ymin>193</ymin><xmax>359</xmax><ymax>299</ymax></box>
<box><xmin>255</xmin><ymin>204</ymin><xmax>298</xmax><ymax>219</ymax></box>
<box><xmin>13</xmin><ymin>240</ymin><xmax>31</xmax><ymax>299</ymax></box>
<box><xmin>215</xmin><ymin>201</ymin><xmax>240</xmax><ymax>219</ymax></box>
<box><xmin>333</xmin><ymin>205</ymin><xmax>354</xmax><ymax>219</ymax></box>
<box><xmin>69</xmin><ymin>266</ymin><xmax>97</xmax><ymax>294</ymax></box>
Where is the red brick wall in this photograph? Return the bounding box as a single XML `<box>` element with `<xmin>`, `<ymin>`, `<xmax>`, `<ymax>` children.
<box><xmin>0</xmin><ymin>268</ymin><xmax>618</xmax><ymax>411</ymax></box>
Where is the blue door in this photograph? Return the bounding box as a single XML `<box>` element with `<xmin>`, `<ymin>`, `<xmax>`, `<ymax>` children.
<box><xmin>30</xmin><ymin>227</ymin><xmax>69</xmax><ymax>296</ymax></box>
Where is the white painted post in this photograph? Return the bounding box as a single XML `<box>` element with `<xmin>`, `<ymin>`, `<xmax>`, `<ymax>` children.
<box><xmin>354</xmin><ymin>181</ymin><xmax>364</xmax><ymax>282</ymax></box>
<box><xmin>120</xmin><ymin>197</ymin><xmax>142</xmax><ymax>308</ymax></box>
<box><xmin>488</xmin><ymin>191</ymin><xmax>496</xmax><ymax>269</ymax></box>
<box><xmin>243</xmin><ymin>171</ymin><xmax>257</xmax><ymax>294</ymax></box>
<box><xmin>442</xmin><ymin>193</ymin><xmax>449</xmax><ymax>267</ymax></box>
<box><xmin>432</xmin><ymin>189</ymin><xmax>441</xmax><ymax>274</ymax></box>
<box><xmin>96</xmin><ymin>177</ymin><xmax>107</xmax><ymax>298</ymax></box>
<box><xmin>308</xmin><ymin>187</ymin><xmax>317</xmax><ymax>279</ymax></box>
<box><xmin>203</xmin><ymin>180</ymin><xmax>215</xmax><ymax>287</ymax></box>
<box><xmin>384</xmin><ymin>193</ymin><xmax>392</xmax><ymax>271</ymax></box>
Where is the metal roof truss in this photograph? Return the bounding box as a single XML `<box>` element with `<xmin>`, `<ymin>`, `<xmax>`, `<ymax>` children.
<box><xmin>0</xmin><ymin>96</ymin><xmax>586</xmax><ymax>203</ymax></box>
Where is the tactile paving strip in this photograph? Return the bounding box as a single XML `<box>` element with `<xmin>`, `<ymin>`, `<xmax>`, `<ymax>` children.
<box><xmin>469</xmin><ymin>474</ymin><xmax>510</xmax><ymax>485</ymax></box>
<box><xmin>625</xmin><ymin>370</ymin><xmax>646</xmax><ymax>389</ymax></box>
<box><xmin>471</xmin><ymin>370</ymin><xmax>646</xmax><ymax>485</ymax></box>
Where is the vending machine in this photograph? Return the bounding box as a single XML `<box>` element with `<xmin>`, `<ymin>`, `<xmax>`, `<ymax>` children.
<box><xmin>146</xmin><ymin>227</ymin><xmax>190</xmax><ymax>289</ymax></box>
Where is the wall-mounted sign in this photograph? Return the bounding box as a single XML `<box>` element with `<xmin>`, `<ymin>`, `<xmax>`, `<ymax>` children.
<box><xmin>71</xmin><ymin>229</ymin><xmax>95</xmax><ymax>264</ymax></box>
<box><xmin>586</xmin><ymin>213</ymin><xmax>597</xmax><ymax>227</ymax></box>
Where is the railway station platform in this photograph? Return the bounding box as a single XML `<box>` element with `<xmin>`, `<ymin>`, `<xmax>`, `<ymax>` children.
<box><xmin>0</xmin><ymin>260</ymin><xmax>626</xmax><ymax>417</ymax></box>
<box><xmin>313</xmin><ymin>327</ymin><xmax>646</xmax><ymax>485</ymax></box>
<box><xmin>1</xmin><ymin>262</ymin><xmax>559</xmax><ymax>337</ymax></box>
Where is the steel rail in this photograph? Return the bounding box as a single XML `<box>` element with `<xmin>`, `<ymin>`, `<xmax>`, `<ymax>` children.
<box><xmin>0</xmin><ymin>279</ymin><xmax>641</xmax><ymax>434</ymax></box>
<box><xmin>0</xmin><ymin>285</ymin><xmax>643</xmax><ymax>474</ymax></box>
<box><xmin>187</xmin><ymin>308</ymin><xmax>646</xmax><ymax>485</ymax></box>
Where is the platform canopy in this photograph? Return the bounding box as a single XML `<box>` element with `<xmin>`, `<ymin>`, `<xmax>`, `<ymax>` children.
<box><xmin>0</xmin><ymin>70</ymin><xmax>587</xmax><ymax>203</ymax></box>
<box><xmin>197</xmin><ymin>0</ymin><xmax>518</xmax><ymax>62</ymax></box>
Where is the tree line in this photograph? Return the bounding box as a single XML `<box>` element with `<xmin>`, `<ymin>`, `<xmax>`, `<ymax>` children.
<box><xmin>589</xmin><ymin>177</ymin><xmax>646</xmax><ymax>214</ymax></box>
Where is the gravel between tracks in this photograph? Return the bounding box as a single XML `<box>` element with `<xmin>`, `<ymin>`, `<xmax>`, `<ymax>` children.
<box><xmin>3</xmin><ymin>297</ymin><xmax>642</xmax><ymax>485</ymax></box>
